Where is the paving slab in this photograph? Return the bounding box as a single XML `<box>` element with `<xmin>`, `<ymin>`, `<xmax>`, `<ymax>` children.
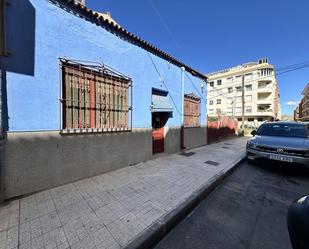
<box><xmin>0</xmin><ymin>137</ymin><xmax>248</xmax><ymax>249</ymax></box>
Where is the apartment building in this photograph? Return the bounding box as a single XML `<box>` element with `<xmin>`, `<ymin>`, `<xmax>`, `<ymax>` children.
<box><xmin>206</xmin><ymin>59</ymin><xmax>281</xmax><ymax>128</ymax></box>
<box><xmin>294</xmin><ymin>99</ymin><xmax>303</xmax><ymax>121</ymax></box>
<box><xmin>300</xmin><ymin>83</ymin><xmax>309</xmax><ymax>121</ymax></box>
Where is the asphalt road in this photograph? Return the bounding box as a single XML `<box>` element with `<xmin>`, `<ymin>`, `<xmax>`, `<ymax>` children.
<box><xmin>154</xmin><ymin>160</ymin><xmax>309</xmax><ymax>249</ymax></box>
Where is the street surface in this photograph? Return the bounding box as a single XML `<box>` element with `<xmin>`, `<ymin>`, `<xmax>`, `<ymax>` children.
<box><xmin>155</xmin><ymin>160</ymin><xmax>309</xmax><ymax>249</ymax></box>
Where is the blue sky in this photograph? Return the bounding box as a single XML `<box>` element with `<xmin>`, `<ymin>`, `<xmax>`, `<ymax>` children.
<box><xmin>87</xmin><ymin>0</ymin><xmax>309</xmax><ymax>115</ymax></box>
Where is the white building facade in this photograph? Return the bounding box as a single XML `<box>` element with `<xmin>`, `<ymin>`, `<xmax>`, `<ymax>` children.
<box><xmin>206</xmin><ymin>59</ymin><xmax>281</xmax><ymax>128</ymax></box>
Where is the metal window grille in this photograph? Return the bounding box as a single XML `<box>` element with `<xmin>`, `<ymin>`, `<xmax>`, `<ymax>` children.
<box><xmin>60</xmin><ymin>59</ymin><xmax>132</xmax><ymax>132</ymax></box>
<box><xmin>184</xmin><ymin>93</ymin><xmax>201</xmax><ymax>128</ymax></box>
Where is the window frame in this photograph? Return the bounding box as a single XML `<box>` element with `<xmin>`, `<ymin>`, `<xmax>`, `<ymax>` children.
<box><xmin>60</xmin><ymin>59</ymin><xmax>132</xmax><ymax>134</ymax></box>
<box><xmin>245</xmin><ymin>84</ymin><xmax>252</xmax><ymax>91</ymax></box>
<box><xmin>245</xmin><ymin>106</ymin><xmax>252</xmax><ymax>113</ymax></box>
<box><xmin>184</xmin><ymin>93</ymin><xmax>201</xmax><ymax>128</ymax></box>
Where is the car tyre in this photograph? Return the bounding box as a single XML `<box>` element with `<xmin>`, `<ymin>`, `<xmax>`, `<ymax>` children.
<box><xmin>247</xmin><ymin>157</ymin><xmax>256</xmax><ymax>165</ymax></box>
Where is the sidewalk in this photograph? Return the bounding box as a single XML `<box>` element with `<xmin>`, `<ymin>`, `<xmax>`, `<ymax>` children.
<box><xmin>0</xmin><ymin>137</ymin><xmax>248</xmax><ymax>249</ymax></box>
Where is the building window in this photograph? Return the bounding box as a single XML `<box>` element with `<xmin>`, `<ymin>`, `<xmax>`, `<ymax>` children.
<box><xmin>248</xmin><ymin>118</ymin><xmax>254</xmax><ymax>122</ymax></box>
<box><xmin>258</xmin><ymin>118</ymin><xmax>264</xmax><ymax>122</ymax></box>
<box><xmin>61</xmin><ymin>59</ymin><xmax>132</xmax><ymax>132</ymax></box>
<box><xmin>226</xmin><ymin>107</ymin><xmax>233</xmax><ymax>114</ymax></box>
<box><xmin>0</xmin><ymin>0</ymin><xmax>6</xmax><ymax>55</ymax></box>
<box><xmin>217</xmin><ymin>99</ymin><xmax>221</xmax><ymax>104</ymax></box>
<box><xmin>184</xmin><ymin>94</ymin><xmax>201</xmax><ymax>127</ymax></box>
<box><xmin>245</xmin><ymin>84</ymin><xmax>252</xmax><ymax>91</ymax></box>
<box><xmin>244</xmin><ymin>73</ymin><xmax>253</xmax><ymax>80</ymax></box>
<box><xmin>226</xmin><ymin>77</ymin><xmax>233</xmax><ymax>83</ymax></box>
<box><xmin>236</xmin><ymin>86</ymin><xmax>242</xmax><ymax>92</ymax></box>
<box><xmin>259</xmin><ymin>68</ymin><xmax>273</xmax><ymax>76</ymax></box>
<box><xmin>216</xmin><ymin>108</ymin><xmax>221</xmax><ymax>114</ymax></box>
<box><xmin>245</xmin><ymin>106</ymin><xmax>252</xmax><ymax>113</ymax></box>
<box><xmin>228</xmin><ymin>87</ymin><xmax>233</xmax><ymax>93</ymax></box>
<box><xmin>209</xmin><ymin>81</ymin><xmax>214</xmax><ymax>87</ymax></box>
<box><xmin>209</xmin><ymin>100</ymin><xmax>213</xmax><ymax>105</ymax></box>
<box><xmin>208</xmin><ymin>109</ymin><xmax>214</xmax><ymax>115</ymax></box>
<box><xmin>217</xmin><ymin>79</ymin><xmax>222</xmax><ymax>86</ymax></box>
<box><xmin>237</xmin><ymin>118</ymin><xmax>242</xmax><ymax>121</ymax></box>
<box><xmin>235</xmin><ymin>75</ymin><xmax>242</xmax><ymax>81</ymax></box>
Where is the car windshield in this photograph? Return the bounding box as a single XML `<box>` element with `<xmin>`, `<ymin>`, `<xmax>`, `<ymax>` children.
<box><xmin>256</xmin><ymin>123</ymin><xmax>309</xmax><ymax>138</ymax></box>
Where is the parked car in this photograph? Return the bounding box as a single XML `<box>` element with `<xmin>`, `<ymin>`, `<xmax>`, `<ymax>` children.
<box><xmin>246</xmin><ymin>122</ymin><xmax>309</xmax><ymax>167</ymax></box>
<box><xmin>287</xmin><ymin>195</ymin><xmax>309</xmax><ymax>249</ymax></box>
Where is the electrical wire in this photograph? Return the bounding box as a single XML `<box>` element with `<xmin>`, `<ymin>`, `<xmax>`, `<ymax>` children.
<box><xmin>147</xmin><ymin>0</ymin><xmax>182</xmax><ymax>50</ymax></box>
<box><xmin>185</xmin><ymin>72</ymin><xmax>207</xmax><ymax>103</ymax></box>
<box><xmin>147</xmin><ymin>52</ymin><xmax>182</xmax><ymax>116</ymax></box>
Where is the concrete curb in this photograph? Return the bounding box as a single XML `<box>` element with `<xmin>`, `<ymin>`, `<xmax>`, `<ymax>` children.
<box><xmin>124</xmin><ymin>154</ymin><xmax>246</xmax><ymax>249</ymax></box>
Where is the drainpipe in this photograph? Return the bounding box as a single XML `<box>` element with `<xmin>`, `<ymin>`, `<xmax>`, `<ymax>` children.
<box><xmin>205</xmin><ymin>80</ymin><xmax>208</xmax><ymax>144</ymax></box>
<box><xmin>181</xmin><ymin>67</ymin><xmax>185</xmax><ymax>150</ymax></box>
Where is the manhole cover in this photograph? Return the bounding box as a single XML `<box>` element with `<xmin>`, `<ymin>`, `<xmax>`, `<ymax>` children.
<box><xmin>179</xmin><ymin>152</ymin><xmax>195</xmax><ymax>157</ymax></box>
<box><xmin>204</xmin><ymin>160</ymin><xmax>220</xmax><ymax>166</ymax></box>
<box><xmin>221</xmin><ymin>146</ymin><xmax>229</xmax><ymax>149</ymax></box>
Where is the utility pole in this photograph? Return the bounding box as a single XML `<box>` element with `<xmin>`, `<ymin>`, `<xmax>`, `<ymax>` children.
<box><xmin>232</xmin><ymin>96</ymin><xmax>235</xmax><ymax>120</ymax></box>
<box><xmin>241</xmin><ymin>74</ymin><xmax>245</xmax><ymax>131</ymax></box>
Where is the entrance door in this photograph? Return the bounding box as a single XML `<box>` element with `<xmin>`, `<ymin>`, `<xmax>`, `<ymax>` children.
<box><xmin>152</xmin><ymin>113</ymin><xmax>165</xmax><ymax>154</ymax></box>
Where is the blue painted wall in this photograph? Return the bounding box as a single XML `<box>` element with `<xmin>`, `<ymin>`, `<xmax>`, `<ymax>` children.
<box><xmin>0</xmin><ymin>0</ymin><xmax>206</xmax><ymax>132</ymax></box>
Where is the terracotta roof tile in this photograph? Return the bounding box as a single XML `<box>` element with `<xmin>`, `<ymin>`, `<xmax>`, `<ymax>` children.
<box><xmin>55</xmin><ymin>0</ymin><xmax>207</xmax><ymax>80</ymax></box>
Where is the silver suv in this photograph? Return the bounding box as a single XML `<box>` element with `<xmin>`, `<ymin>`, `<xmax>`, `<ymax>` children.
<box><xmin>246</xmin><ymin>122</ymin><xmax>309</xmax><ymax>167</ymax></box>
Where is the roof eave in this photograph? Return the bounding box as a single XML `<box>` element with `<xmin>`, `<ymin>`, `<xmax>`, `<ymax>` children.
<box><xmin>55</xmin><ymin>0</ymin><xmax>207</xmax><ymax>81</ymax></box>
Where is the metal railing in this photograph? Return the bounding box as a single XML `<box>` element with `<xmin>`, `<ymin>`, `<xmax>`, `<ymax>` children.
<box><xmin>60</xmin><ymin>60</ymin><xmax>132</xmax><ymax>132</ymax></box>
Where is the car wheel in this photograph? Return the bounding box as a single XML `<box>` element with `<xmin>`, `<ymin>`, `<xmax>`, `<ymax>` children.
<box><xmin>247</xmin><ymin>157</ymin><xmax>255</xmax><ymax>165</ymax></box>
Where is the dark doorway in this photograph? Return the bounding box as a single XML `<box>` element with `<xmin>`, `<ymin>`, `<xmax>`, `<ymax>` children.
<box><xmin>152</xmin><ymin>112</ymin><xmax>168</xmax><ymax>154</ymax></box>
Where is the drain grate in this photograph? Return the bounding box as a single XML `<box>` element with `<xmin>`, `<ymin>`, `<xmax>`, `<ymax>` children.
<box><xmin>204</xmin><ymin>160</ymin><xmax>220</xmax><ymax>166</ymax></box>
<box><xmin>179</xmin><ymin>152</ymin><xmax>195</xmax><ymax>157</ymax></box>
<box><xmin>221</xmin><ymin>146</ymin><xmax>229</xmax><ymax>149</ymax></box>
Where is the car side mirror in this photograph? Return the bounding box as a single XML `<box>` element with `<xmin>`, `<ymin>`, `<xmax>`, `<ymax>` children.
<box><xmin>251</xmin><ymin>130</ymin><xmax>256</xmax><ymax>136</ymax></box>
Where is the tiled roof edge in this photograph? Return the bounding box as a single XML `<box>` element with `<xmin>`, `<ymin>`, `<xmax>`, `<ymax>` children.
<box><xmin>54</xmin><ymin>0</ymin><xmax>207</xmax><ymax>81</ymax></box>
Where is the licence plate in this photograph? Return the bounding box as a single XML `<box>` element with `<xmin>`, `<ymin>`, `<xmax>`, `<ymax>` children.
<box><xmin>269</xmin><ymin>154</ymin><xmax>293</xmax><ymax>163</ymax></box>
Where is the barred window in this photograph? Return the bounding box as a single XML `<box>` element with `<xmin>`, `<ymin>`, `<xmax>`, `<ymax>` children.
<box><xmin>184</xmin><ymin>93</ymin><xmax>201</xmax><ymax>127</ymax></box>
<box><xmin>61</xmin><ymin>60</ymin><xmax>132</xmax><ymax>132</ymax></box>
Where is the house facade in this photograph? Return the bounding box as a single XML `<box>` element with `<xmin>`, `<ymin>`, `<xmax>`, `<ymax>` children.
<box><xmin>0</xmin><ymin>0</ymin><xmax>207</xmax><ymax>199</ymax></box>
<box><xmin>206</xmin><ymin>59</ymin><xmax>281</xmax><ymax>128</ymax></box>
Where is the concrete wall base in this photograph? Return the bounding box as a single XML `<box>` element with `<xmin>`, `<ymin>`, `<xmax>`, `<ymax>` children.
<box><xmin>4</xmin><ymin>127</ymin><xmax>207</xmax><ymax>199</ymax></box>
<box><xmin>184</xmin><ymin>126</ymin><xmax>207</xmax><ymax>149</ymax></box>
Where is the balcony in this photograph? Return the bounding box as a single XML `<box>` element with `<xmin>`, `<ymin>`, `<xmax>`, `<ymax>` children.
<box><xmin>257</xmin><ymin>84</ymin><xmax>273</xmax><ymax>93</ymax></box>
<box><xmin>257</xmin><ymin>98</ymin><xmax>273</xmax><ymax>105</ymax></box>
<box><xmin>256</xmin><ymin>104</ymin><xmax>274</xmax><ymax>116</ymax></box>
<box><xmin>257</xmin><ymin>92</ymin><xmax>273</xmax><ymax>104</ymax></box>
